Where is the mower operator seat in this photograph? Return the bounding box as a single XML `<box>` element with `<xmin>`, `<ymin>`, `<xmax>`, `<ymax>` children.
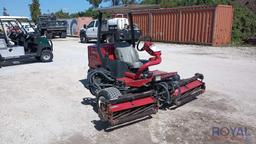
<box><xmin>115</xmin><ymin>42</ymin><xmax>143</xmax><ymax>69</ymax></box>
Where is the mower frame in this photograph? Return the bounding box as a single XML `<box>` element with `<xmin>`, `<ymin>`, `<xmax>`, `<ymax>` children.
<box><xmin>86</xmin><ymin>5</ymin><xmax>205</xmax><ymax>127</ymax></box>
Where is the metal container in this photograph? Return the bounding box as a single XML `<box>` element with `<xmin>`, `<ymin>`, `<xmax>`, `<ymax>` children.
<box><xmin>133</xmin><ymin>5</ymin><xmax>233</xmax><ymax>46</ymax></box>
<box><xmin>63</xmin><ymin>17</ymin><xmax>92</xmax><ymax>36</ymax></box>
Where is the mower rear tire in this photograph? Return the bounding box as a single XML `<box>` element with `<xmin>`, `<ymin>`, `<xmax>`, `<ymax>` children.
<box><xmin>40</xmin><ymin>50</ymin><xmax>53</xmax><ymax>62</ymax></box>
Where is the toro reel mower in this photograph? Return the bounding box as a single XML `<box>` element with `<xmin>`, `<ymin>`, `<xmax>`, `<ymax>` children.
<box><xmin>86</xmin><ymin>5</ymin><xmax>206</xmax><ymax>127</ymax></box>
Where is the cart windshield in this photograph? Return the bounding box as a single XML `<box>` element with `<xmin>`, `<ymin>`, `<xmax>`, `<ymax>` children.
<box><xmin>17</xmin><ymin>18</ymin><xmax>35</xmax><ymax>33</ymax></box>
<box><xmin>0</xmin><ymin>23</ymin><xmax>4</xmax><ymax>39</ymax></box>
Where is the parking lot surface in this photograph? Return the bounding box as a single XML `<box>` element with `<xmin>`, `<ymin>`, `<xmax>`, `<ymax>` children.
<box><xmin>0</xmin><ymin>37</ymin><xmax>256</xmax><ymax>144</ymax></box>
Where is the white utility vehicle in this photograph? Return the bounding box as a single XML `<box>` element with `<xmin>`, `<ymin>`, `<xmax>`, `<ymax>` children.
<box><xmin>79</xmin><ymin>17</ymin><xmax>141</xmax><ymax>43</ymax></box>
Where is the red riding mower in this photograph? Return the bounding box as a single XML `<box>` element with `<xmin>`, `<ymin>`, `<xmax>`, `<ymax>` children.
<box><xmin>86</xmin><ymin>5</ymin><xmax>205</xmax><ymax>126</ymax></box>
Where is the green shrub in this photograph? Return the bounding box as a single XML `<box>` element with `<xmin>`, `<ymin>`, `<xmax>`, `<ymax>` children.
<box><xmin>232</xmin><ymin>4</ymin><xmax>256</xmax><ymax>44</ymax></box>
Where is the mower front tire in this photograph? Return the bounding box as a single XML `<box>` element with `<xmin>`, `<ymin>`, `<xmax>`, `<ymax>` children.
<box><xmin>40</xmin><ymin>50</ymin><xmax>53</xmax><ymax>62</ymax></box>
<box><xmin>96</xmin><ymin>87</ymin><xmax>121</xmax><ymax>110</ymax></box>
<box><xmin>96</xmin><ymin>87</ymin><xmax>122</xmax><ymax>121</ymax></box>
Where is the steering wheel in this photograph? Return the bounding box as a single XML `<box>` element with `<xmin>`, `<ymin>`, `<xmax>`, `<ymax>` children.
<box><xmin>25</xmin><ymin>33</ymin><xmax>33</xmax><ymax>40</ymax></box>
<box><xmin>8</xmin><ymin>31</ymin><xmax>20</xmax><ymax>40</ymax></box>
<box><xmin>136</xmin><ymin>36</ymin><xmax>152</xmax><ymax>51</ymax></box>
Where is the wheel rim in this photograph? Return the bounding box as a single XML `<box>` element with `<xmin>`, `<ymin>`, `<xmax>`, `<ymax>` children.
<box><xmin>43</xmin><ymin>54</ymin><xmax>51</xmax><ymax>61</ymax></box>
<box><xmin>98</xmin><ymin>96</ymin><xmax>107</xmax><ymax>120</ymax></box>
<box><xmin>106</xmin><ymin>36</ymin><xmax>113</xmax><ymax>43</ymax></box>
<box><xmin>81</xmin><ymin>37</ymin><xmax>85</xmax><ymax>42</ymax></box>
<box><xmin>156</xmin><ymin>82</ymin><xmax>171</xmax><ymax>108</ymax></box>
<box><xmin>98</xmin><ymin>96</ymin><xmax>104</xmax><ymax>109</ymax></box>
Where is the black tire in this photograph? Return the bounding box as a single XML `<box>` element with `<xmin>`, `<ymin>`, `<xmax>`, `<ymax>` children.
<box><xmin>46</xmin><ymin>32</ymin><xmax>53</xmax><ymax>39</ymax></box>
<box><xmin>40</xmin><ymin>50</ymin><xmax>53</xmax><ymax>62</ymax></box>
<box><xmin>60</xmin><ymin>32</ymin><xmax>67</xmax><ymax>38</ymax></box>
<box><xmin>35</xmin><ymin>56</ymin><xmax>41</xmax><ymax>61</ymax></box>
<box><xmin>106</xmin><ymin>35</ymin><xmax>114</xmax><ymax>43</ymax></box>
<box><xmin>87</xmin><ymin>68</ymin><xmax>115</xmax><ymax>96</ymax></box>
<box><xmin>80</xmin><ymin>34</ymin><xmax>88</xmax><ymax>43</ymax></box>
<box><xmin>96</xmin><ymin>87</ymin><xmax>121</xmax><ymax>110</ymax></box>
<box><xmin>0</xmin><ymin>54</ymin><xmax>3</xmax><ymax>62</ymax></box>
<box><xmin>0</xmin><ymin>54</ymin><xmax>2</xmax><ymax>68</ymax></box>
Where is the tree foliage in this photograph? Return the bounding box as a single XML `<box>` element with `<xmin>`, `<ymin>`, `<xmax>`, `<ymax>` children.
<box><xmin>86</xmin><ymin>0</ymin><xmax>103</xmax><ymax>8</ymax></box>
<box><xmin>3</xmin><ymin>7</ymin><xmax>9</xmax><ymax>16</ymax></box>
<box><xmin>122</xmin><ymin>0</ymin><xmax>137</xmax><ymax>4</ymax></box>
<box><xmin>54</xmin><ymin>10</ymin><xmax>70</xmax><ymax>19</ymax></box>
<box><xmin>104</xmin><ymin>0</ymin><xmax>138</xmax><ymax>6</ymax></box>
<box><xmin>29</xmin><ymin>0</ymin><xmax>41</xmax><ymax>23</ymax></box>
<box><xmin>70</xmin><ymin>8</ymin><xmax>98</xmax><ymax>19</ymax></box>
<box><xmin>232</xmin><ymin>4</ymin><xmax>256</xmax><ymax>44</ymax></box>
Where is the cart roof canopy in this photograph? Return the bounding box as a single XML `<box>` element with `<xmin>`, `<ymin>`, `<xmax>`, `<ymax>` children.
<box><xmin>0</xmin><ymin>16</ymin><xmax>29</xmax><ymax>20</ymax></box>
<box><xmin>97</xmin><ymin>4</ymin><xmax>160</xmax><ymax>14</ymax></box>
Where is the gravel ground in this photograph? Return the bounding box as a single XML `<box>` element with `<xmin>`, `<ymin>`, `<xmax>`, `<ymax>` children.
<box><xmin>0</xmin><ymin>37</ymin><xmax>256</xmax><ymax>144</ymax></box>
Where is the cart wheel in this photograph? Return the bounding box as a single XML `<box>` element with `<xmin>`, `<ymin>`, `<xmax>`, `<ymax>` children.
<box><xmin>40</xmin><ymin>50</ymin><xmax>53</xmax><ymax>62</ymax></box>
<box><xmin>35</xmin><ymin>56</ymin><xmax>41</xmax><ymax>61</ymax></box>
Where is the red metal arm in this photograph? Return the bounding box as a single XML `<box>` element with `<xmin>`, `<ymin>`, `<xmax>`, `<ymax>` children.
<box><xmin>134</xmin><ymin>42</ymin><xmax>162</xmax><ymax>79</ymax></box>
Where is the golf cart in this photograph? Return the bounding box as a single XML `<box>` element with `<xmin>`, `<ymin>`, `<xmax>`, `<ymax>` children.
<box><xmin>0</xmin><ymin>16</ymin><xmax>53</xmax><ymax>67</ymax></box>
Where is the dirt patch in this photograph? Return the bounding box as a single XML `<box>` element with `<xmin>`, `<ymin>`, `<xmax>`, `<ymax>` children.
<box><xmin>52</xmin><ymin>133</ymin><xmax>93</xmax><ymax>144</ymax></box>
<box><xmin>165</xmin><ymin>111</ymin><xmax>256</xmax><ymax>144</ymax></box>
<box><xmin>192</xmin><ymin>91</ymin><xmax>238</xmax><ymax>112</ymax></box>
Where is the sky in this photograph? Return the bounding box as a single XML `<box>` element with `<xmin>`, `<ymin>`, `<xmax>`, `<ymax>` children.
<box><xmin>0</xmin><ymin>0</ymin><xmax>111</xmax><ymax>18</ymax></box>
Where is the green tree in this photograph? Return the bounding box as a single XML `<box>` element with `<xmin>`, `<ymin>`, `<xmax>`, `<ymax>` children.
<box><xmin>122</xmin><ymin>0</ymin><xmax>137</xmax><ymax>4</ymax></box>
<box><xmin>3</xmin><ymin>7</ymin><xmax>10</xmax><ymax>16</ymax></box>
<box><xmin>70</xmin><ymin>8</ymin><xmax>98</xmax><ymax>18</ymax></box>
<box><xmin>29</xmin><ymin>0</ymin><xmax>41</xmax><ymax>23</ymax></box>
<box><xmin>54</xmin><ymin>10</ymin><xmax>70</xmax><ymax>19</ymax></box>
<box><xmin>111</xmin><ymin>0</ymin><xmax>120</xmax><ymax>5</ymax></box>
<box><xmin>87</xmin><ymin>0</ymin><xmax>103</xmax><ymax>8</ymax></box>
<box><xmin>104</xmin><ymin>0</ymin><xmax>138</xmax><ymax>6</ymax></box>
<box><xmin>232</xmin><ymin>4</ymin><xmax>256</xmax><ymax>44</ymax></box>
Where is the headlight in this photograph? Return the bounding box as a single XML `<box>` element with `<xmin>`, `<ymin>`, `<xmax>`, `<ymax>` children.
<box><xmin>154</xmin><ymin>75</ymin><xmax>161</xmax><ymax>81</ymax></box>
